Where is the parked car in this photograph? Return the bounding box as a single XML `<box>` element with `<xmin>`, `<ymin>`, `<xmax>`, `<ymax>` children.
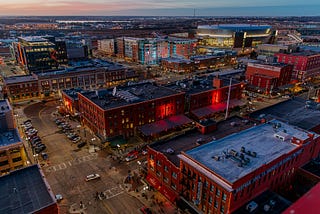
<box><xmin>23</xmin><ymin>119</ymin><xmax>31</xmax><ymax>124</ymax></box>
<box><xmin>41</xmin><ymin>152</ymin><xmax>48</xmax><ymax>160</ymax></box>
<box><xmin>72</xmin><ymin>137</ymin><xmax>81</xmax><ymax>143</ymax></box>
<box><xmin>67</xmin><ymin>133</ymin><xmax>78</xmax><ymax>139</ymax></box>
<box><xmin>125</xmin><ymin>151</ymin><xmax>139</xmax><ymax>162</ymax></box>
<box><xmin>85</xmin><ymin>173</ymin><xmax>100</xmax><ymax>181</ymax></box>
<box><xmin>55</xmin><ymin>194</ymin><xmax>63</xmax><ymax>202</ymax></box>
<box><xmin>77</xmin><ymin>142</ymin><xmax>87</xmax><ymax>148</ymax></box>
<box><xmin>35</xmin><ymin>144</ymin><xmax>46</xmax><ymax>154</ymax></box>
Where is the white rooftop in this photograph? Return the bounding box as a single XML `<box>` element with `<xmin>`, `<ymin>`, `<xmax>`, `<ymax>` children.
<box><xmin>185</xmin><ymin>120</ymin><xmax>316</xmax><ymax>183</ymax></box>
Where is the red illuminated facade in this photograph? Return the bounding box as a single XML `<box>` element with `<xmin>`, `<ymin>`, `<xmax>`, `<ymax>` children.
<box><xmin>78</xmin><ymin>85</ymin><xmax>185</xmax><ymax>139</ymax></box>
<box><xmin>275</xmin><ymin>51</ymin><xmax>320</xmax><ymax>81</ymax></box>
<box><xmin>147</xmin><ymin>149</ymin><xmax>181</xmax><ymax>203</ymax></box>
<box><xmin>246</xmin><ymin>62</ymin><xmax>293</xmax><ymax>93</ymax></box>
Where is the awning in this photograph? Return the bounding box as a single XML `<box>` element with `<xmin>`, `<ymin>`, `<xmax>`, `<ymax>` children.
<box><xmin>191</xmin><ymin>99</ymin><xmax>245</xmax><ymax>119</ymax></box>
<box><xmin>138</xmin><ymin>114</ymin><xmax>193</xmax><ymax>136</ymax></box>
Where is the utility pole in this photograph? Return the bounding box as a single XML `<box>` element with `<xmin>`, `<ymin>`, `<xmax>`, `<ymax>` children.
<box><xmin>225</xmin><ymin>78</ymin><xmax>232</xmax><ymax>120</ymax></box>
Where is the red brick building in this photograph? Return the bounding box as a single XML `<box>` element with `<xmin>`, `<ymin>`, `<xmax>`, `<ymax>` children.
<box><xmin>275</xmin><ymin>51</ymin><xmax>320</xmax><ymax>81</ymax></box>
<box><xmin>3</xmin><ymin>60</ymin><xmax>137</xmax><ymax>101</ymax></box>
<box><xmin>178</xmin><ymin>120</ymin><xmax>320</xmax><ymax>214</ymax></box>
<box><xmin>3</xmin><ymin>75</ymin><xmax>39</xmax><ymax>101</ymax></box>
<box><xmin>78</xmin><ymin>83</ymin><xmax>185</xmax><ymax>139</ymax></box>
<box><xmin>246</xmin><ymin>62</ymin><xmax>293</xmax><ymax>93</ymax></box>
<box><xmin>187</xmin><ymin>78</ymin><xmax>244</xmax><ymax>120</ymax></box>
<box><xmin>145</xmin><ymin>117</ymin><xmax>256</xmax><ymax>207</ymax></box>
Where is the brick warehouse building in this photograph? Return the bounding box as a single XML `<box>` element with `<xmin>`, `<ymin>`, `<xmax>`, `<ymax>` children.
<box><xmin>178</xmin><ymin>120</ymin><xmax>320</xmax><ymax>214</ymax></box>
<box><xmin>246</xmin><ymin>62</ymin><xmax>293</xmax><ymax>93</ymax></box>
<box><xmin>166</xmin><ymin>76</ymin><xmax>244</xmax><ymax>121</ymax></box>
<box><xmin>275</xmin><ymin>51</ymin><xmax>320</xmax><ymax>81</ymax></box>
<box><xmin>3</xmin><ymin>59</ymin><xmax>137</xmax><ymax>101</ymax></box>
<box><xmin>78</xmin><ymin>82</ymin><xmax>185</xmax><ymax>139</ymax></box>
<box><xmin>146</xmin><ymin>117</ymin><xmax>256</xmax><ymax>207</ymax></box>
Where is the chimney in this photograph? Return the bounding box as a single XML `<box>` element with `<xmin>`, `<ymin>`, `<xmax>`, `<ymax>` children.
<box><xmin>213</xmin><ymin>78</ymin><xmax>223</xmax><ymax>88</ymax></box>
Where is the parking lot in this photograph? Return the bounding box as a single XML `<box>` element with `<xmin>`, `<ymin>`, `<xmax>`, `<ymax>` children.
<box><xmin>14</xmin><ymin>100</ymin><xmax>148</xmax><ymax>214</ymax></box>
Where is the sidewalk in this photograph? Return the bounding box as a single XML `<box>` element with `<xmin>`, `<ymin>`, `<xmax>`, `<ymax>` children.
<box><xmin>124</xmin><ymin>174</ymin><xmax>178</xmax><ymax>214</ymax></box>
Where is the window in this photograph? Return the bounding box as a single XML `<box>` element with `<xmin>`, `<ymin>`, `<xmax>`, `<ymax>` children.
<box><xmin>222</xmin><ymin>193</ymin><xmax>227</xmax><ymax>201</ymax></box>
<box><xmin>157</xmin><ymin>160</ymin><xmax>161</xmax><ymax>166</ymax></box>
<box><xmin>216</xmin><ymin>189</ymin><xmax>220</xmax><ymax>197</ymax></box>
<box><xmin>150</xmin><ymin>154</ymin><xmax>154</xmax><ymax>160</ymax></box>
<box><xmin>210</xmin><ymin>184</ymin><xmax>215</xmax><ymax>192</ymax></box>
<box><xmin>171</xmin><ymin>183</ymin><xmax>177</xmax><ymax>190</ymax></box>
<box><xmin>172</xmin><ymin>172</ymin><xmax>177</xmax><ymax>179</ymax></box>
<box><xmin>220</xmin><ymin>205</ymin><xmax>225</xmax><ymax>213</ymax></box>
<box><xmin>214</xmin><ymin>201</ymin><xmax>218</xmax><ymax>208</ymax></box>
<box><xmin>0</xmin><ymin>160</ymin><xmax>9</xmax><ymax>166</ymax></box>
<box><xmin>164</xmin><ymin>177</ymin><xmax>169</xmax><ymax>183</ymax></box>
<box><xmin>12</xmin><ymin>157</ymin><xmax>22</xmax><ymax>162</ymax></box>
<box><xmin>156</xmin><ymin>171</ymin><xmax>161</xmax><ymax>177</ymax></box>
<box><xmin>209</xmin><ymin>196</ymin><xmax>213</xmax><ymax>204</ymax></box>
<box><xmin>164</xmin><ymin>165</ymin><xmax>168</xmax><ymax>172</ymax></box>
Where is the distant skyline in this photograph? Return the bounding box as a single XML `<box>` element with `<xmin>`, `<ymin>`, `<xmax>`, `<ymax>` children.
<box><xmin>0</xmin><ymin>1</ymin><xmax>320</xmax><ymax>16</ymax></box>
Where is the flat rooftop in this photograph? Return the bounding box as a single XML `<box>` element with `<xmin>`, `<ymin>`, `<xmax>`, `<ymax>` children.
<box><xmin>198</xmin><ymin>24</ymin><xmax>271</xmax><ymax>30</ymax></box>
<box><xmin>0</xmin><ymin>99</ymin><xmax>11</xmax><ymax>114</ymax></box>
<box><xmin>151</xmin><ymin>116</ymin><xmax>255</xmax><ymax>167</ymax></box>
<box><xmin>248</xmin><ymin>61</ymin><xmax>290</xmax><ymax>68</ymax></box>
<box><xmin>250</xmin><ymin>97</ymin><xmax>320</xmax><ymax>131</ymax></box>
<box><xmin>281</xmin><ymin>50</ymin><xmax>320</xmax><ymax>57</ymax></box>
<box><xmin>4</xmin><ymin>75</ymin><xmax>38</xmax><ymax>85</ymax></box>
<box><xmin>19</xmin><ymin>36</ymin><xmax>48</xmax><ymax>42</ymax></box>
<box><xmin>0</xmin><ymin>129</ymin><xmax>21</xmax><ymax>148</ymax></box>
<box><xmin>162</xmin><ymin>57</ymin><xmax>192</xmax><ymax>64</ymax></box>
<box><xmin>184</xmin><ymin>120</ymin><xmax>313</xmax><ymax>183</ymax></box>
<box><xmin>81</xmin><ymin>83</ymin><xmax>182</xmax><ymax>110</ymax></box>
<box><xmin>283</xmin><ymin>182</ymin><xmax>320</xmax><ymax>214</ymax></box>
<box><xmin>0</xmin><ymin>165</ymin><xmax>56</xmax><ymax>214</ymax></box>
<box><xmin>35</xmin><ymin>59</ymin><xmax>124</xmax><ymax>77</ymax></box>
<box><xmin>166</xmin><ymin>75</ymin><xmax>241</xmax><ymax>95</ymax></box>
<box><xmin>234</xmin><ymin>190</ymin><xmax>291</xmax><ymax>214</ymax></box>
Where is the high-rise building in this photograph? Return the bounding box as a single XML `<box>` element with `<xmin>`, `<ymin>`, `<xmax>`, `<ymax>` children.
<box><xmin>12</xmin><ymin>36</ymin><xmax>58</xmax><ymax>73</ymax></box>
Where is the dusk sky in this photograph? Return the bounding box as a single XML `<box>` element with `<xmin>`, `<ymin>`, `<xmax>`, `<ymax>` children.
<box><xmin>0</xmin><ymin>0</ymin><xmax>320</xmax><ymax>16</ymax></box>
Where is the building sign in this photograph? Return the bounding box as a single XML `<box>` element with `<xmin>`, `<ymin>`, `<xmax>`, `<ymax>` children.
<box><xmin>234</xmin><ymin>149</ymin><xmax>302</xmax><ymax>193</ymax></box>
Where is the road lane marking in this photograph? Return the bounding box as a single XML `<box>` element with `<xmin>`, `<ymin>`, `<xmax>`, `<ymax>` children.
<box><xmin>45</xmin><ymin>153</ymin><xmax>98</xmax><ymax>172</ymax></box>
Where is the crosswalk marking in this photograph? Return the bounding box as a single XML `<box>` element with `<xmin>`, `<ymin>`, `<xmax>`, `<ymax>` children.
<box><xmin>45</xmin><ymin>153</ymin><xmax>98</xmax><ymax>172</ymax></box>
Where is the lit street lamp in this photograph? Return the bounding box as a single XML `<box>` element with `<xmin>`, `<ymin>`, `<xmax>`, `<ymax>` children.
<box><xmin>33</xmin><ymin>154</ymin><xmax>39</xmax><ymax>164</ymax></box>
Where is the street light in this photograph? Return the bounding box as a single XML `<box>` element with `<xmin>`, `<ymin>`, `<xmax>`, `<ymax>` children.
<box><xmin>33</xmin><ymin>154</ymin><xmax>39</xmax><ymax>164</ymax></box>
